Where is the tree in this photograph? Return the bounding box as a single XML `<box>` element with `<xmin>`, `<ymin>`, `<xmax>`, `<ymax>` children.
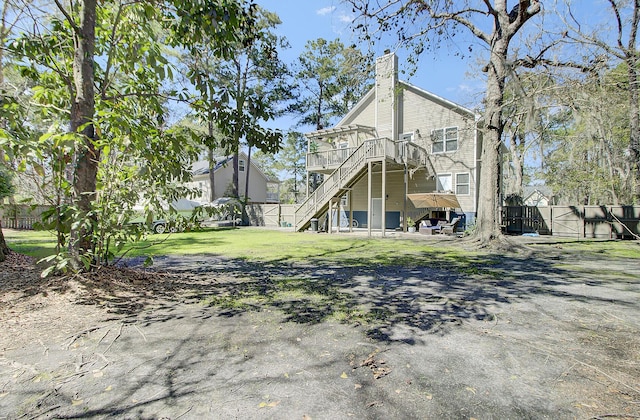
<box><xmin>274</xmin><ymin>131</ymin><xmax>307</xmax><ymax>203</ymax></box>
<box><xmin>540</xmin><ymin>65</ymin><xmax>631</xmax><ymax>205</ymax></box>
<box><xmin>194</xmin><ymin>6</ymin><xmax>288</xmax><ymax>214</ymax></box>
<box><xmin>290</xmin><ymin>38</ymin><xmax>374</xmax><ymax>130</ymax></box>
<box><xmin>5</xmin><ymin>0</ymin><xmax>259</xmax><ymax>271</ymax></box>
<box><xmin>554</xmin><ymin>0</ymin><xmax>640</xmax><ymax>202</ymax></box>
<box><xmin>0</xmin><ymin>165</ymin><xmax>14</xmax><ymax>261</ymax></box>
<box><xmin>348</xmin><ymin>0</ymin><xmax>542</xmax><ymax>244</ymax></box>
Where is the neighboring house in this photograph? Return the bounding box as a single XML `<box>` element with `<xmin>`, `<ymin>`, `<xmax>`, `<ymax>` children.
<box><xmin>295</xmin><ymin>52</ymin><xmax>481</xmax><ymax>232</ymax></box>
<box><xmin>187</xmin><ymin>151</ymin><xmax>280</xmax><ymax>204</ymax></box>
<box><xmin>523</xmin><ymin>186</ymin><xmax>553</xmax><ymax>207</ymax></box>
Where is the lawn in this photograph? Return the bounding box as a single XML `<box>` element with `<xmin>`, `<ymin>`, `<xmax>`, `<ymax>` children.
<box><xmin>4</xmin><ymin>226</ymin><xmax>638</xmax><ymax>271</ymax></box>
<box><xmin>4</xmin><ymin>227</ymin><xmax>469</xmax><ymax>265</ymax></box>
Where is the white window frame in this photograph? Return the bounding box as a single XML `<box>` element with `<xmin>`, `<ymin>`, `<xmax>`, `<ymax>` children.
<box><xmin>400</xmin><ymin>132</ymin><xmax>414</xmax><ymax>142</ymax></box>
<box><xmin>239</xmin><ymin>159</ymin><xmax>245</xmax><ymax>171</ymax></box>
<box><xmin>431</xmin><ymin>126</ymin><xmax>458</xmax><ymax>153</ymax></box>
<box><xmin>455</xmin><ymin>173</ymin><xmax>470</xmax><ymax>195</ymax></box>
<box><xmin>436</xmin><ymin>173</ymin><xmax>452</xmax><ymax>193</ymax></box>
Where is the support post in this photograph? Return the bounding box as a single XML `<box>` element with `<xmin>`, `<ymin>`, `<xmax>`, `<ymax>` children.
<box><xmin>367</xmin><ymin>160</ymin><xmax>372</xmax><ymax>237</ymax></box>
<box><xmin>349</xmin><ymin>191</ymin><xmax>353</xmax><ymax>233</ymax></box>
<box><xmin>381</xmin><ymin>158</ymin><xmax>386</xmax><ymax>237</ymax></box>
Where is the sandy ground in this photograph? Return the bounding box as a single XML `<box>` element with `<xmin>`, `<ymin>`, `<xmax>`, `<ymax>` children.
<box><xmin>1</xmin><ymin>237</ymin><xmax>639</xmax><ymax>419</ymax></box>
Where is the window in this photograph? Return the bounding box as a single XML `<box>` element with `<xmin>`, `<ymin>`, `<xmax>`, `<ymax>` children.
<box><xmin>431</xmin><ymin>127</ymin><xmax>458</xmax><ymax>153</ymax></box>
<box><xmin>437</xmin><ymin>173</ymin><xmax>452</xmax><ymax>192</ymax></box>
<box><xmin>456</xmin><ymin>173</ymin><xmax>470</xmax><ymax>195</ymax></box>
<box><xmin>239</xmin><ymin>159</ymin><xmax>245</xmax><ymax>171</ymax></box>
<box><xmin>400</xmin><ymin>132</ymin><xmax>414</xmax><ymax>142</ymax></box>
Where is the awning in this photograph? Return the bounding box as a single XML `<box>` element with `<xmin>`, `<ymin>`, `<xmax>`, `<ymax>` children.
<box><xmin>407</xmin><ymin>193</ymin><xmax>461</xmax><ymax>209</ymax></box>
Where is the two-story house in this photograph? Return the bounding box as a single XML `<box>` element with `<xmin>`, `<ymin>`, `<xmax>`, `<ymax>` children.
<box><xmin>295</xmin><ymin>52</ymin><xmax>481</xmax><ymax>233</ymax></box>
<box><xmin>188</xmin><ymin>152</ymin><xmax>280</xmax><ymax>204</ymax></box>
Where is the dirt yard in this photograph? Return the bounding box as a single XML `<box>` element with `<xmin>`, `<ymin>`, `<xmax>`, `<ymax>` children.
<box><xmin>1</xmin><ymin>237</ymin><xmax>639</xmax><ymax>419</ymax></box>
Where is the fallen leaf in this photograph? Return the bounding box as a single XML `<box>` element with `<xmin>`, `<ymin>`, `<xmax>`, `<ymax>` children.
<box><xmin>426</xmin><ymin>394</ymin><xmax>433</xmax><ymax>400</ymax></box>
<box><xmin>0</xmin><ymin>393</ymin><xmax>7</xmax><ymax>398</ymax></box>
<box><xmin>340</xmin><ymin>372</ymin><xmax>348</xmax><ymax>379</ymax></box>
<box><xmin>303</xmin><ymin>415</ymin><xmax>312</xmax><ymax>420</ymax></box>
<box><xmin>283</xmin><ymin>372</ymin><xmax>289</xmax><ymax>378</ymax></box>
<box><xmin>104</xmin><ymin>386</ymin><xmax>112</xmax><ymax>392</ymax></box>
<box><xmin>354</xmin><ymin>384</ymin><xmax>362</xmax><ymax>389</ymax></box>
<box><xmin>465</xmin><ymin>387</ymin><xmax>477</xmax><ymax>395</ymax></box>
<box><xmin>395</xmin><ymin>389</ymin><xmax>401</xmax><ymax>394</ymax></box>
<box><xmin>93</xmin><ymin>371</ymin><xmax>104</xmax><ymax>378</ymax></box>
<box><xmin>259</xmin><ymin>401</ymin><xmax>281</xmax><ymax>408</ymax></box>
<box><xmin>71</xmin><ymin>399</ymin><xmax>83</xmax><ymax>406</ymax></box>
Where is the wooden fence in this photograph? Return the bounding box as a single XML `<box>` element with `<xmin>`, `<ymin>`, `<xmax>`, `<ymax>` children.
<box><xmin>0</xmin><ymin>205</ymin><xmax>50</xmax><ymax>230</ymax></box>
<box><xmin>502</xmin><ymin>205</ymin><xmax>640</xmax><ymax>239</ymax></box>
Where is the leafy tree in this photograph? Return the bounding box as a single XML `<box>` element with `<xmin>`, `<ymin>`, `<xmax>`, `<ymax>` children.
<box><xmin>5</xmin><ymin>0</ymin><xmax>259</xmax><ymax>272</ymax></box>
<box><xmin>540</xmin><ymin>65</ymin><xmax>631</xmax><ymax>205</ymax></box>
<box><xmin>290</xmin><ymin>38</ymin><xmax>374</xmax><ymax>130</ymax></box>
<box><xmin>501</xmin><ymin>71</ymin><xmax>555</xmax><ymax>201</ymax></box>
<box><xmin>348</xmin><ymin>0</ymin><xmax>544</xmax><ymax>244</ymax></box>
<box><xmin>190</xmin><ymin>6</ymin><xmax>288</xmax><ymax>218</ymax></box>
<box><xmin>274</xmin><ymin>131</ymin><xmax>307</xmax><ymax>203</ymax></box>
<box><xmin>555</xmin><ymin>0</ymin><xmax>640</xmax><ymax>203</ymax></box>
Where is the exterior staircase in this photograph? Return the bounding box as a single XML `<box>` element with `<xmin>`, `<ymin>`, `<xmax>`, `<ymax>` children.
<box><xmin>295</xmin><ymin>138</ymin><xmax>426</xmax><ymax>231</ymax></box>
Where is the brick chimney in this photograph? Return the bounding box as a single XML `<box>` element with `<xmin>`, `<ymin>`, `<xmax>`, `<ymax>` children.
<box><xmin>375</xmin><ymin>51</ymin><xmax>398</xmax><ymax>140</ymax></box>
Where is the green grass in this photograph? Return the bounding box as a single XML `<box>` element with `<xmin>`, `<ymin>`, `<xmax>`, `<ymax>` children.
<box><xmin>3</xmin><ymin>229</ymin><xmax>59</xmax><ymax>260</ymax></box>
<box><xmin>528</xmin><ymin>238</ymin><xmax>640</xmax><ymax>259</ymax></box>
<box><xmin>4</xmin><ymin>227</ymin><xmax>639</xmax><ymax>269</ymax></box>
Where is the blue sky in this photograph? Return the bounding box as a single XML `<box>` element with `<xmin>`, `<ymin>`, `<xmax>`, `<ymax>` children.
<box><xmin>258</xmin><ymin>0</ymin><xmax>485</xmax><ymax>130</ymax></box>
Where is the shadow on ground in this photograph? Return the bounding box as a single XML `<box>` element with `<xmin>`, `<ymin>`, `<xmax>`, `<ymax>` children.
<box><xmin>2</xmin><ymin>241</ymin><xmax>639</xmax><ymax>419</ymax></box>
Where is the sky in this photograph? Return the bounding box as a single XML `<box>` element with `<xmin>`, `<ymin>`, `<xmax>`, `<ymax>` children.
<box><xmin>257</xmin><ymin>0</ymin><xmax>486</xmax><ymax>131</ymax></box>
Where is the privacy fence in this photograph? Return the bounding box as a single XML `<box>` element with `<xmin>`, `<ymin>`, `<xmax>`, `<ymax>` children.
<box><xmin>4</xmin><ymin>203</ymin><xmax>639</xmax><ymax>239</ymax></box>
<box><xmin>501</xmin><ymin>205</ymin><xmax>640</xmax><ymax>239</ymax></box>
<box><xmin>0</xmin><ymin>205</ymin><xmax>50</xmax><ymax>230</ymax></box>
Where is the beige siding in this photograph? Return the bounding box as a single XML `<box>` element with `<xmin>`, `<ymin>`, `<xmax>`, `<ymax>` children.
<box><xmin>340</xmin><ymin>93</ymin><xmax>376</xmax><ymax>130</ymax></box>
<box><xmin>186</xmin><ymin>154</ymin><xmax>269</xmax><ymax>204</ymax></box>
<box><xmin>349</xmin><ymin>168</ymin><xmax>438</xmax><ymax>212</ymax></box>
<box><xmin>397</xmin><ymin>85</ymin><xmax>478</xmax><ymax>214</ymax></box>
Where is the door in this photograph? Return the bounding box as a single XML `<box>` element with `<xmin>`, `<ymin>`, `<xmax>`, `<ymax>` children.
<box><xmin>371</xmin><ymin>198</ymin><xmax>382</xmax><ymax>229</ymax></box>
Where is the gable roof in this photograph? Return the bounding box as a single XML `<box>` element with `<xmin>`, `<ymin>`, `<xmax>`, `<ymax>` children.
<box><xmin>335</xmin><ymin>79</ymin><xmax>478</xmax><ymax>129</ymax></box>
<box><xmin>190</xmin><ymin>152</ymin><xmax>279</xmax><ymax>183</ymax></box>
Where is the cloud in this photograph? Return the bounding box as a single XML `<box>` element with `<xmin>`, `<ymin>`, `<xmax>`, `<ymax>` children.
<box><xmin>316</xmin><ymin>6</ymin><xmax>336</xmax><ymax>15</ymax></box>
<box><xmin>338</xmin><ymin>13</ymin><xmax>353</xmax><ymax>23</ymax></box>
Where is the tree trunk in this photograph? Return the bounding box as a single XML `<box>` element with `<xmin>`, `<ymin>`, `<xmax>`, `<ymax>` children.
<box><xmin>244</xmin><ymin>144</ymin><xmax>251</xmax><ymax>200</ymax></box>
<box><xmin>208</xmin><ymin>147</ymin><xmax>216</xmax><ymax>202</ymax></box>
<box><xmin>507</xmin><ymin>130</ymin><xmax>525</xmax><ymax>201</ymax></box>
<box><xmin>475</xmin><ymin>38</ymin><xmax>509</xmax><ymax>243</ymax></box>
<box><xmin>69</xmin><ymin>0</ymin><xmax>98</xmax><ymax>268</ymax></box>
<box><xmin>232</xmin><ymin>150</ymin><xmax>239</xmax><ymax>197</ymax></box>
<box><xmin>207</xmin><ymin>118</ymin><xmax>216</xmax><ymax>202</ymax></box>
<box><xmin>0</xmin><ymin>220</ymin><xmax>8</xmax><ymax>262</ymax></box>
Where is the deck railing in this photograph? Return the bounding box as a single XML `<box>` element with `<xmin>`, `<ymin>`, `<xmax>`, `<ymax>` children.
<box><xmin>296</xmin><ymin>137</ymin><xmax>404</xmax><ymax>231</ymax></box>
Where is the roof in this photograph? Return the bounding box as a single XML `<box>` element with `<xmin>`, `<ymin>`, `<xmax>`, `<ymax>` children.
<box><xmin>524</xmin><ymin>185</ymin><xmax>553</xmax><ymax>198</ymax></box>
<box><xmin>190</xmin><ymin>152</ymin><xmax>279</xmax><ymax>183</ymax></box>
<box><xmin>334</xmin><ymin>79</ymin><xmax>479</xmax><ymax>129</ymax></box>
<box><xmin>191</xmin><ymin>156</ymin><xmax>232</xmax><ymax>175</ymax></box>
